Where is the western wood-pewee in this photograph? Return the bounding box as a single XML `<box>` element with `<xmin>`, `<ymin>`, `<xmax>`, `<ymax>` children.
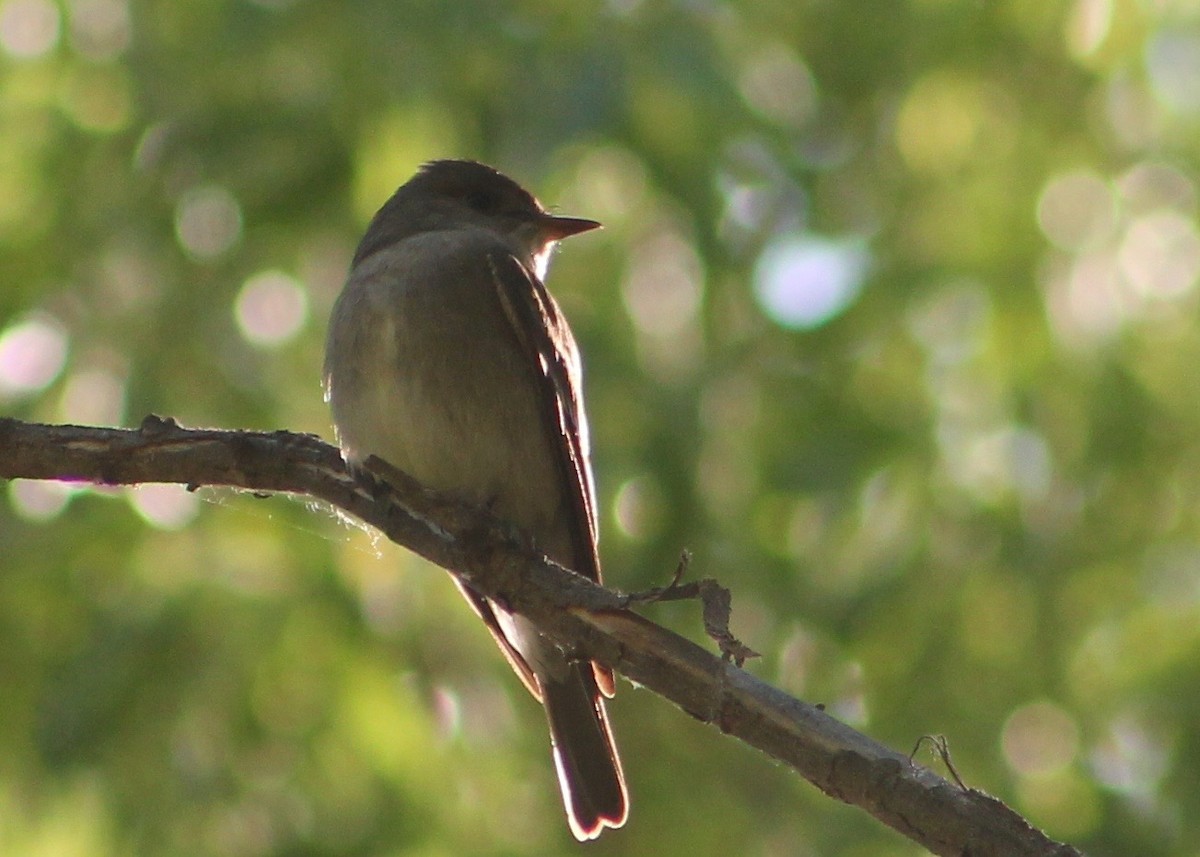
<box><xmin>323</xmin><ymin>160</ymin><xmax>627</xmax><ymax>839</ymax></box>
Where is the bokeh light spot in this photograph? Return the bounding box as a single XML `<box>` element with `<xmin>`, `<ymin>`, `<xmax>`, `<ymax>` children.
<box><xmin>235</xmin><ymin>270</ymin><xmax>309</xmax><ymax>347</ymax></box>
<box><xmin>738</xmin><ymin>42</ymin><xmax>817</xmax><ymax>128</ymax></box>
<box><xmin>571</xmin><ymin>147</ymin><xmax>649</xmax><ymax>226</ymax></box>
<box><xmin>1104</xmin><ymin>75</ymin><xmax>1162</xmax><ymax>150</ymax></box>
<box><xmin>753</xmin><ymin>234</ymin><xmax>868</xmax><ymax>330</ymax></box>
<box><xmin>621</xmin><ymin>231</ymin><xmax>704</xmax><ymax>337</ymax></box>
<box><xmin>430</xmin><ymin>686</ymin><xmax>462</xmax><ymax>742</ymax></box>
<box><xmin>58</xmin><ymin>364</ymin><xmax>125</xmax><ymax>425</ymax></box>
<box><xmin>1117</xmin><ymin>160</ymin><xmax>1196</xmax><ymax>216</ymax></box>
<box><xmin>1145</xmin><ymin>28</ymin><xmax>1200</xmax><ymax>115</ymax></box>
<box><xmin>67</xmin><ymin>0</ymin><xmax>131</xmax><ymax>61</ymax></box>
<box><xmin>129</xmin><ymin>484</ymin><xmax>200</xmax><ymax>531</ymax></box>
<box><xmin>612</xmin><ymin>474</ymin><xmax>664</xmax><ymax>542</ymax></box>
<box><xmin>1117</xmin><ymin>211</ymin><xmax>1200</xmax><ymax>300</ymax></box>
<box><xmin>907</xmin><ymin>280</ymin><xmax>991</xmax><ymax>366</ymax></box>
<box><xmin>0</xmin><ymin>314</ymin><xmax>68</xmax><ymax>397</ymax></box>
<box><xmin>9</xmin><ymin>478</ymin><xmax>74</xmax><ymax>521</ymax></box>
<box><xmin>1066</xmin><ymin>0</ymin><xmax>1112</xmax><ymax>59</ymax></box>
<box><xmin>895</xmin><ymin>71</ymin><xmax>985</xmax><ymax>174</ymax></box>
<box><xmin>0</xmin><ymin>0</ymin><xmax>60</xmax><ymax>58</ymax></box>
<box><xmin>948</xmin><ymin>424</ymin><xmax>1053</xmax><ymax>505</ymax></box>
<box><xmin>1036</xmin><ymin>170</ymin><xmax>1118</xmax><ymax>252</ymax></box>
<box><xmin>175</xmin><ymin>185</ymin><xmax>243</xmax><ymax>261</ymax></box>
<box><xmin>1090</xmin><ymin>712</ymin><xmax>1170</xmax><ymax>796</ymax></box>
<box><xmin>1003</xmin><ymin>701</ymin><xmax>1080</xmax><ymax>777</ymax></box>
<box><xmin>1042</xmin><ymin>249</ymin><xmax>1128</xmax><ymax>346</ymax></box>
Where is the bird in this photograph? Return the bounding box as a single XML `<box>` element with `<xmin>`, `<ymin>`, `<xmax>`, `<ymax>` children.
<box><xmin>323</xmin><ymin>159</ymin><xmax>627</xmax><ymax>840</ymax></box>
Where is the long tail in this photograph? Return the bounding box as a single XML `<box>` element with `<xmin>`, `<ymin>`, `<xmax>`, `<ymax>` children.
<box><xmin>541</xmin><ymin>663</ymin><xmax>628</xmax><ymax>841</ymax></box>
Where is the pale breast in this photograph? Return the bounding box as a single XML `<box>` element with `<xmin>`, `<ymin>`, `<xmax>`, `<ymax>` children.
<box><xmin>324</xmin><ymin>229</ymin><xmax>576</xmax><ymax>563</ymax></box>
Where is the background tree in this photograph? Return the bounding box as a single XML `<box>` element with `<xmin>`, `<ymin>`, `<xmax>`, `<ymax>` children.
<box><xmin>2</xmin><ymin>1</ymin><xmax>1198</xmax><ymax>854</ymax></box>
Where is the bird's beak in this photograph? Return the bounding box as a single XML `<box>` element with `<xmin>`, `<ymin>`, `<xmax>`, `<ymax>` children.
<box><xmin>539</xmin><ymin>214</ymin><xmax>602</xmax><ymax>241</ymax></box>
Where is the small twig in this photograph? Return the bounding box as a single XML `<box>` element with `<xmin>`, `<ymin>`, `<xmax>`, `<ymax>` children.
<box><xmin>620</xmin><ymin>550</ymin><xmax>693</xmax><ymax>605</ymax></box>
<box><xmin>621</xmin><ymin>550</ymin><xmax>760</xmax><ymax>667</ymax></box>
<box><xmin>911</xmin><ymin>734</ymin><xmax>968</xmax><ymax>790</ymax></box>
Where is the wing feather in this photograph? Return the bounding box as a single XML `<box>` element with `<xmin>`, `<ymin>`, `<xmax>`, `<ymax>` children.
<box><xmin>486</xmin><ymin>253</ymin><xmax>616</xmax><ymax>698</ymax></box>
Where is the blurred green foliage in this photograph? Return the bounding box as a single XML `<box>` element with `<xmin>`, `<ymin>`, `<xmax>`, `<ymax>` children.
<box><xmin>3</xmin><ymin>0</ymin><xmax>1200</xmax><ymax>854</ymax></box>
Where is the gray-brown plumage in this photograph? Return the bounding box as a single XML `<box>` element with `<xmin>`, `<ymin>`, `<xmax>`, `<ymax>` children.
<box><xmin>323</xmin><ymin>160</ymin><xmax>627</xmax><ymax>840</ymax></box>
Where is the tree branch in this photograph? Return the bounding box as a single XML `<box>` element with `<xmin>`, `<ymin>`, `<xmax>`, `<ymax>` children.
<box><xmin>0</xmin><ymin>416</ymin><xmax>1081</xmax><ymax>856</ymax></box>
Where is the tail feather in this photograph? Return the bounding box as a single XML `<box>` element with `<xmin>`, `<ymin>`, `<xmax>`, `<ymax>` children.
<box><xmin>542</xmin><ymin>664</ymin><xmax>628</xmax><ymax>841</ymax></box>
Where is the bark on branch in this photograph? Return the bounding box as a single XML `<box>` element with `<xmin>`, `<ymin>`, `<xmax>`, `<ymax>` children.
<box><xmin>0</xmin><ymin>416</ymin><xmax>1081</xmax><ymax>856</ymax></box>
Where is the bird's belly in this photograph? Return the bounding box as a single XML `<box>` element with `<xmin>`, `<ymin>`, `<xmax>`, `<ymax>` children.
<box><xmin>328</xmin><ymin>293</ymin><xmax>569</xmax><ymax>558</ymax></box>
